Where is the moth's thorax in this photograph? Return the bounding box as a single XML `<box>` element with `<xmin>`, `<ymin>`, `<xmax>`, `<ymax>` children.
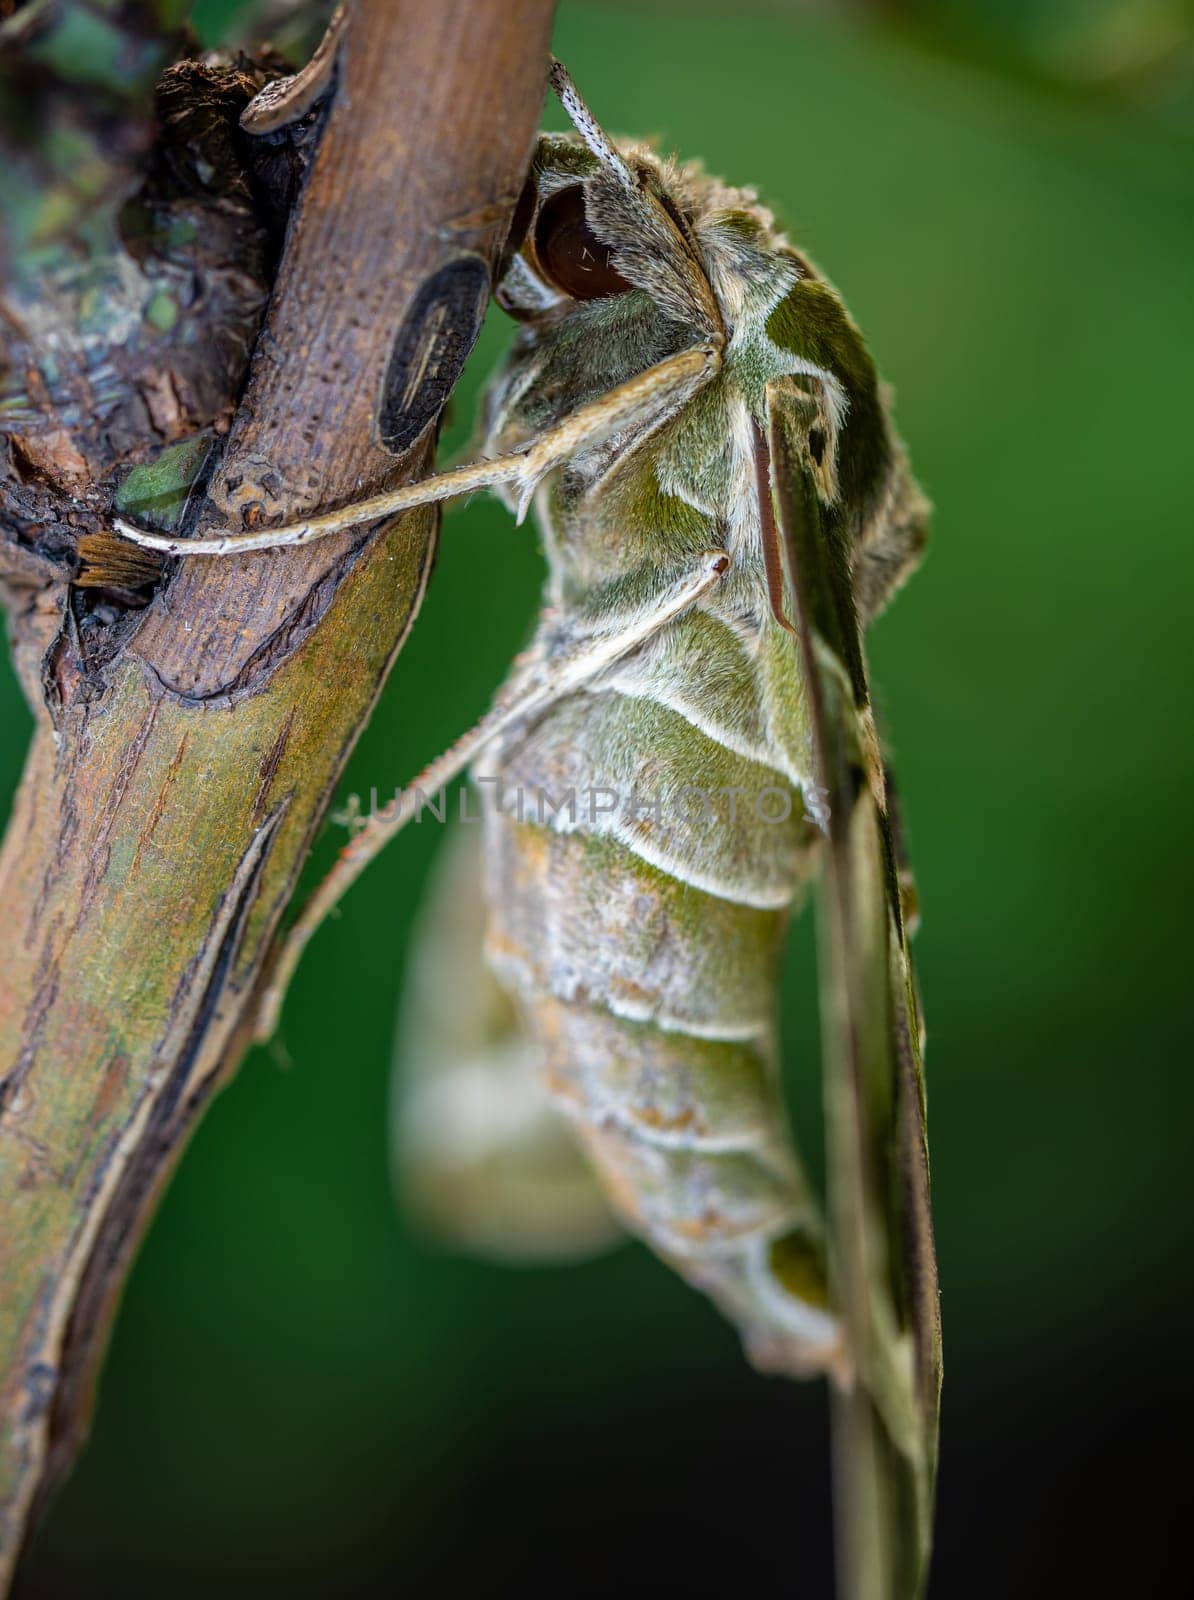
<box><xmin>487</xmin><ymin>323</ymin><xmax>810</xmax><ymax>644</ymax></box>
<box><xmin>536</xmin><ymin>372</ymin><xmax>754</xmax><ymax>602</ymax></box>
<box><xmin>485</xmin><ymin>134</ymin><xmax>874</xmax><ymax>625</ymax></box>
<box><xmin>485</xmin><ymin>127</ymin><xmax>915</xmax><ymax>649</ymax></box>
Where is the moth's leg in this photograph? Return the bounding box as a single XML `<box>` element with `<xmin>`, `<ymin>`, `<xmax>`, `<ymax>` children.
<box><xmin>253</xmin><ymin>549</ymin><xmax>731</xmax><ymax>1040</ymax></box>
<box><xmin>114</xmin><ymin>343</ymin><xmax>720</xmax><ymax>557</ymax></box>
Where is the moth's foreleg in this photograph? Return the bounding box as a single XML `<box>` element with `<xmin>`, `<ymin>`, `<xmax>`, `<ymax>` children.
<box><xmin>114</xmin><ymin>344</ymin><xmax>721</xmax><ymax>558</ymax></box>
<box><xmin>253</xmin><ymin>549</ymin><xmax>730</xmax><ymax>1041</ymax></box>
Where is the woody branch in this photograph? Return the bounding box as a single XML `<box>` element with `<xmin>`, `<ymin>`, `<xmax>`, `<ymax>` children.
<box><xmin>0</xmin><ymin>0</ymin><xmax>555</xmax><ymax>1583</ymax></box>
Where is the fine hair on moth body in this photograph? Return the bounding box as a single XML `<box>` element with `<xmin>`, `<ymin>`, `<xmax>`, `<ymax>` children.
<box><xmin>117</xmin><ymin>58</ymin><xmax>931</xmax><ymax>1392</ymax></box>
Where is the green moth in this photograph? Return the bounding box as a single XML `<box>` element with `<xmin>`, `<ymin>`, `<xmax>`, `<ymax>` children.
<box><xmin>119</xmin><ymin>59</ymin><xmax>941</xmax><ymax>1594</ymax></box>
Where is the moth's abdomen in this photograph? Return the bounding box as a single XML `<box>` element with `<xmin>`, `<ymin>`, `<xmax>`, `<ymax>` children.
<box><xmin>483</xmin><ymin>688</ymin><xmax>811</xmax><ymax>908</ymax></box>
<box><xmin>480</xmin><ymin>697</ymin><xmax>843</xmax><ymax>1377</ymax></box>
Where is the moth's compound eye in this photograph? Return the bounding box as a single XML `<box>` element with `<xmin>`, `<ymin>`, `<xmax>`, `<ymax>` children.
<box><xmin>533</xmin><ymin>185</ymin><xmax>632</xmax><ymax>301</ymax></box>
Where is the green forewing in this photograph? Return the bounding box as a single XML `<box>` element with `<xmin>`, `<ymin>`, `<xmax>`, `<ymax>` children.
<box><xmin>763</xmin><ymin>376</ymin><xmax>942</xmax><ymax>1600</ymax></box>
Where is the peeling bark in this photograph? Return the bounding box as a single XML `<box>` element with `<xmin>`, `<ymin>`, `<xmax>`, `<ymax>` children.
<box><xmin>0</xmin><ymin>0</ymin><xmax>556</xmax><ymax>1582</ymax></box>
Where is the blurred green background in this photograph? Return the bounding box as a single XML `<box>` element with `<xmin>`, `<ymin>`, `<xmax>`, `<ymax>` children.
<box><xmin>6</xmin><ymin>0</ymin><xmax>1193</xmax><ymax>1593</ymax></box>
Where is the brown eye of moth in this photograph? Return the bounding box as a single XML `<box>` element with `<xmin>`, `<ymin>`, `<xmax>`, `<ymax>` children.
<box><xmin>534</xmin><ymin>185</ymin><xmax>632</xmax><ymax>300</ymax></box>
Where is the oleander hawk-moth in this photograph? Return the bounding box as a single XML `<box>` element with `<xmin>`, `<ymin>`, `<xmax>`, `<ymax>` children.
<box><xmin>119</xmin><ymin>58</ymin><xmax>942</xmax><ymax>1597</ymax></box>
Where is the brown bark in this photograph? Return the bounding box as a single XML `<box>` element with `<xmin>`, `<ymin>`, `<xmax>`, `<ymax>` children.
<box><xmin>0</xmin><ymin>0</ymin><xmax>556</xmax><ymax>1583</ymax></box>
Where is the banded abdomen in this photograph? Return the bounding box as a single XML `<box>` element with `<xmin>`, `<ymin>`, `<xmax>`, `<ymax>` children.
<box><xmin>475</xmin><ymin>621</ymin><xmax>845</xmax><ymax>1378</ymax></box>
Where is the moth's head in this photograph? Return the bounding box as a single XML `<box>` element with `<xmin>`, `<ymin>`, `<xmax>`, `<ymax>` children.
<box><xmin>495</xmin><ymin>62</ymin><xmax>726</xmax><ymax>344</ymax></box>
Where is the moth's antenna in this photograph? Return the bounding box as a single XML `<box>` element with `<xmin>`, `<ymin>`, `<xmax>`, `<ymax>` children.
<box><xmin>549</xmin><ymin>57</ymin><xmax>635</xmax><ymax>188</ymax></box>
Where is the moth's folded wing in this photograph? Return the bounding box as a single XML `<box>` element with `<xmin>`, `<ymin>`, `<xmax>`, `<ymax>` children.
<box><xmin>764</xmin><ymin>377</ymin><xmax>942</xmax><ymax>1596</ymax></box>
<box><xmin>392</xmin><ymin>819</ymin><xmax>621</xmax><ymax>1262</ymax></box>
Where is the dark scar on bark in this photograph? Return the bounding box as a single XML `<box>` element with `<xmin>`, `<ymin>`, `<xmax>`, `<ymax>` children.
<box><xmin>377</xmin><ymin>256</ymin><xmax>491</xmax><ymax>456</ymax></box>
